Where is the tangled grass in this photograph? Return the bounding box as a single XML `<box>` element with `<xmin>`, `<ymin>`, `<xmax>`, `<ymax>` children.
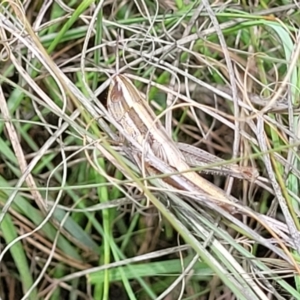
<box><xmin>0</xmin><ymin>1</ymin><xmax>300</xmax><ymax>299</ymax></box>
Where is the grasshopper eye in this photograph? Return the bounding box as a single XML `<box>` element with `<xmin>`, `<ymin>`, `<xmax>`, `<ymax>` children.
<box><xmin>107</xmin><ymin>76</ymin><xmax>128</xmax><ymax>121</ymax></box>
<box><xmin>108</xmin><ymin>79</ymin><xmax>123</xmax><ymax>103</ymax></box>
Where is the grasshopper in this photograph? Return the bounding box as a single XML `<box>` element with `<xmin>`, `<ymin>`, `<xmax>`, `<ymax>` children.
<box><xmin>107</xmin><ymin>74</ymin><xmax>259</xmax><ymax>211</ymax></box>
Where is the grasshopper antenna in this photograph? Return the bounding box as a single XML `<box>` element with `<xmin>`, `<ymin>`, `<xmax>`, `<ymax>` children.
<box><xmin>115</xmin><ymin>29</ymin><xmax>120</xmax><ymax>75</ymax></box>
